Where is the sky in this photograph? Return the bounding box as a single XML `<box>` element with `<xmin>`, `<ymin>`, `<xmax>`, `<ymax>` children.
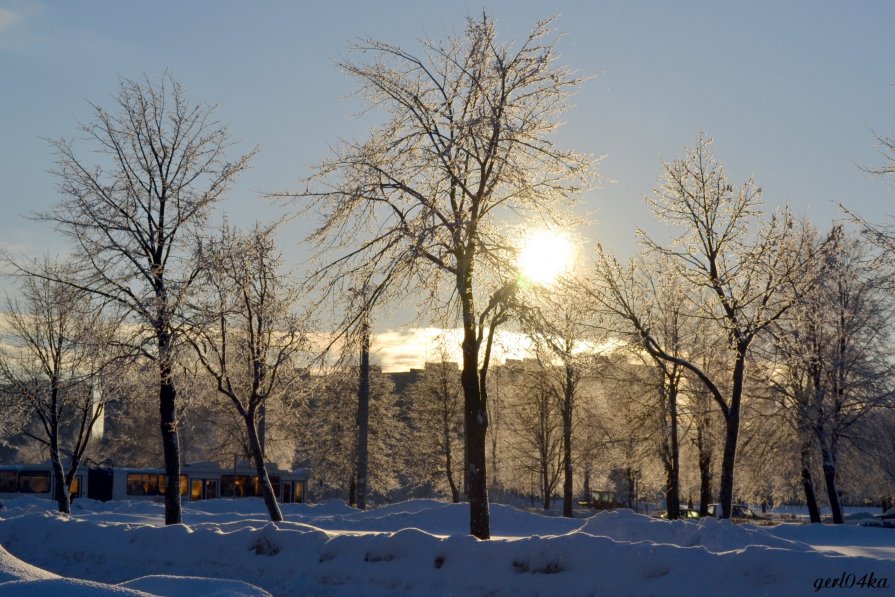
<box><xmin>1</xmin><ymin>0</ymin><xmax>894</xmax><ymax>369</ymax></box>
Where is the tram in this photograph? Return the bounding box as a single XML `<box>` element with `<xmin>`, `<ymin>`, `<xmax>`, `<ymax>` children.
<box><xmin>0</xmin><ymin>461</ymin><xmax>308</xmax><ymax>504</ymax></box>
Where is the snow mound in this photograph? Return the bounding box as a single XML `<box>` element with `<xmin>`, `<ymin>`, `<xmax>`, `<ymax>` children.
<box><xmin>0</xmin><ymin>545</ymin><xmax>59</xmax><ymax>582</ymax></box>
<box><xmin>307</xmin><ymin>499</ymin><xmax>583</xmax><ymax>537</ymax></box>
<box><xmin>580</xmin><ymin>508</ymin><xmax>812</xmax><ymax>553</ymax></box>
<box><xmin>0</xmin><ymin>577</ymin><xmax>155</xmax><ymax>596</ymax></box>
<box><xmin>120</xmin><ymin>574</ymin><xmax>273</xmax><ymax>596</ymax></box>
<box><xmin>489</xmin><ymin>503</ymin><xmax>583</xmax><ymax>537</ymax></box>
<box><xmin>0</xmin><ymin>498</ymin><xmax>893</xmax><ymax>595</ymax></box>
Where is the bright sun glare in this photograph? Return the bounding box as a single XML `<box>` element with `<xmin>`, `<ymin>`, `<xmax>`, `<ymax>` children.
<box><xmin>517</xmin><ymin>230</ymin><xmax>574</xmax><ymax>286</ymax></box>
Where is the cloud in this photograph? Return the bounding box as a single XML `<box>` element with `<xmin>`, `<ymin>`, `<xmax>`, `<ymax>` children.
<box><xmin>0</xmin><ymin>1</ymin><xmax>43</xmax><ymax>47</ymax></box>
<box><xmin>372</xmin><ymin>327</ymin><xmax>535</xmax><ymax>373</ymax></box>
<box><xmin>307</xmin><ymin>326</ymin><xmax>618</xmax><ymax>373</ymax></box>
<box><xmin>373</xmin><ymin>328</ymin><xmax>461</xmax><ymax>372</ymax></box>
<box><xmin>0</xmin><ymin>7</ymin><xmax>23</xmax><ymax>30</ymax></box>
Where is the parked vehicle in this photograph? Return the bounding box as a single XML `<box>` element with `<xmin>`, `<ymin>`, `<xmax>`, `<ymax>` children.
<box><xmin>578</xmin><ymin>490</ymin><xmax>622</xmax><ymax>510</ymax></box>
<box><xmin>658</xmin><ymin>507</ymin><xmax>701</xmax><ymax>519</ymax></box>
<box><xmin>706</xmin><ymin>503</ymin><xmax>771</xmax><ymax>522</ymax></box>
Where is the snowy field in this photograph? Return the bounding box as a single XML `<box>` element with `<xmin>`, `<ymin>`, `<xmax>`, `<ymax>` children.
<box><xmin>0</xmin><ymin>497</ymin><xmax>893</xmax><ymax>596</ymax></box>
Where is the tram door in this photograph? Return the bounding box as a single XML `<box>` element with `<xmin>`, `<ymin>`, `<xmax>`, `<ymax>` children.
<box><xmin>87</xmin><ymin>468</ymin><xmax>113</xmax><ymax>502</ymax></box>
<box><xmin>190</xmin><ymin>478</ymin><xmax>218</xmax><ymax>501</ymax></box>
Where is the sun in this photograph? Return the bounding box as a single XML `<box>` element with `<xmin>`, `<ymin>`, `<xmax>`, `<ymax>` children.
<box><xmin>517</xmin><ymin>229</ymin><xmax>574</xmax><ymax>286</ymax></box>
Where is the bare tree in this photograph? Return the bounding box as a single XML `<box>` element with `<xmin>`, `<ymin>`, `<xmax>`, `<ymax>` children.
<box><xmin>296</xmin><ymin>15</ymin><xmax>592</xmax><ymax>538</ymax></box>
<box><xmin>506</xmin><ymin>359</ymin><xmax>564</xmax><ymax>510</ymax></box>
<box><xmin>846</xmin><ymin>89</ymin><xmax>895</xmax><ymax>252</ymax></box>
<box><xmin>295</xmin><ymin>362</ymin><xmax>404</xmax><ymax>504</ymax></box>
<box><xmin>355</xmin><ymin>307</ymin><xmax>372</xmax><ymax>511</ymax></box>
<box><xmin>626</xmin><ymin>270</ymin><xmax>687</xmax><ymax>519</ymax></box>
<box><xmin>865</xmin><ymin>410</ymin><xmax>895</xmax><ymax>504</ymax></box>
<box><xmin>599</xmin><ymin>354</ymin><xmax>667</xmax><ymax>510</ymax></box>
<box><xmin>571</xmin><ymin>372</ymin><xmax>608</xmax><ymax>506</ymax></box>
<box><xmin>0</xmin><ymin>260</ymin><xmax>121</xmax><ymax>514</ymax></box>
<box><xmin>486</xmin><ymin>357</ymin><xmax>506</xmax><ymax>496</ymax></box>
<box><xmin>188</xmin><ymin>223</ymin><xmax>306</xmax><ymax>522</ymax></box>
<box><xmin>683</xmin><ymin>373</ymin><xmax>720</xmax><ymax>516</ymax></box>
<box><xmin>647</xmin><ymin>345</ymin><xmax>685</xmax><ymax>520</ymax></box>
<box><xmin>589</xmin><ymin>133</ymin><xmax>815</xmax><ymax>518</ymax></box>
<box><xmin>766</xmin><ymin>227</ymin><xmax>895</xmax><ymax>522</ymax></box>
<box><xmin>589</xmin><ymin>261</ymin><xmax>698</xmax><ymax>517</ymax></box>
<box><xmin>34</xmin><ymin>74</ymin><xmax>255</xmax><ymax>524</ymax></box>
<box><xmin>522</xmin><ymin>280</ymin><xmax>606</xmax><ymax>517</ymax></box>
<box><xmin>295</xmin><ymin>368</ymin><xmax>357</xmax><ymax>502</ymax></box>
<box><xmin>758</xmin><ymin>228</ymin><xmax>827</xmax><ymax>521</ymax></box>
<box><xmin>679</xmin><ymin>325</ymin><xmax>728</xmax><ymax>517</ymax></box>
<box><xmin>97</xmin><ymin>360</ymin><xmax>162</xmax><ymax>467</ymax></box>
<box><xmin>864</xmin><ymin>90</ymin><xmax>895</xmax><ymax>178</ymax></box>
<box><xmin>407</xmin><ymin>359</ymin><xmax>464</xmax><ymax>502</ymax></box>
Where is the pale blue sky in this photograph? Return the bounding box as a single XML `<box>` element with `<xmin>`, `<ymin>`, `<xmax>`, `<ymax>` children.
<box><xmin>1</xmin><ymin>1</ymin><xmax>894</xmax><ymax>343</ymax></box>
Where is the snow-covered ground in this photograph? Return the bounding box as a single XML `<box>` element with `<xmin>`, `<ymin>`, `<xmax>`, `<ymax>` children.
<box><xmin>0</xmin><ymin>497</ymin><xmax>893</xmax><ymax>596</ymax></box>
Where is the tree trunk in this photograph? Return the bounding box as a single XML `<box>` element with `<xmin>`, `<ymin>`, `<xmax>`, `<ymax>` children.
<box><xmin>561</xmin><ymin>363</ymin><xmax>574</xmax><ymax>518</ymax></box>
<box><xmin>717</xmin><ymin>352</ymin><xmax>746</xmax><ymax>519</ymax></box>
<box><xmin>348</xmin><ymin>477</ymin><xmax>356</xmax><ymax>507</ymax></box>
<box><xmin>446</xmin><ymin>451</ymin><xmax>460</xmax><ymax>503</ymax></box>
<box><xmin>490</xmin><ymin>368</ymin><xmax>500</xmax><ymax>494</ymax></box>
<box><xmin>258</xmin><ymin>402</ymin><xmax>267</xmax><ymax>458</ymax></box>
<box><xmin>820</xmin><ymin>443</ymin><xmax>844</xmax><ymax>524</ymax></box>
<box><xmin>462</xmin><ymin>342</ymin><xmax>489</xmax><ymax>538</ymax></box>
<box><xmin>245</xmin><ymin>412</ymin><xmax>283</xmax><ymax>522</ymax></box>
<box><xmin>538</xmin><ymin>387</ymin><xmax>550</xmax><ymax>511</ymax></box>
<box><xmin>665</xmin><ymin>380</ymin><xmax>681</xmax><ymax>520</ymax></box>
<box><xmin>356</xmin><ymin>315</ymin><xmax>370</xmax><ymax>511</ymax></box>
<box><xmin>159</xmin><ymin>351</ymin><xmax>182</xmax><ymax>525</ymax></box>
<box><xmin>459</xmin><ymin>256</ymin><xmax>489</xmax><ymax>539</ymax></box>
<box><xmin>696</xmin><ymin>416</ymin><xmax>713</xmax><ymax>517</ymax></box>
<box><xmin>48</xmin><ymin>382</ymin><xmax>71</xmax><ymax>515</ymax></box>
<box><xmin>800</xmin><ymin>445</ymin><xmax>822</xmax><ymax>523</ymax></box>
<box><xmin>50</xmin><ymin>451</ymin><xmax>70</xmax><ymax>515</ymax></box>
<box><xmin>461</xmin><ymin>335</ymin><xmax>489</xmax><ymax>536</ymax></box>
<box><xmin>463</xmin><ymin>433</ymin><xmax>469</xmax><ymax>501</ymax></box>
<box><xmin>444</xmin><ymin>416</ymin><xmax>460</xmax><ymax>504</ymax></box>
<box><xmin>717</xmin><ymin>410</ymin><xmax>739</xmax><ymax>519</ymax></box>
<box><xmin>698</xmin><ymin>452</ymin><xmax>712</xmax><ymax>517</ymax></box>
<box><xmin>49</xmin><ymin>443</ymin><xmax>71</xmax><ymax>515</ymax></box>
<box><xmin>664</xmin><ymin>467</ymin><xmax>681</xmax><ymax>519</ymax></box>
<box><xmin>582</xmin><ymin>465</ymin><xmax>591</xmax><ymax>502</ymax></box>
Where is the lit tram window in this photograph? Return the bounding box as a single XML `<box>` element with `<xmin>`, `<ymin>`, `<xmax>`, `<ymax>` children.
<box><xmin>190</xmin><ymin>479</ymin><xmax>218</xmax><ymax>500</ymax></box>
<box><xmin>158</xmin><ymin>474</ymin><xmax>189</xmax><ymax>497</ymax></box>
<box><xmin>127</xmin><ymin>473</ymin><xmax>188</xmax><ymax>496</ymax></box>
<box><xmin>18</xmin><ymin>470</ymin><xmax>51</xmax><ymax>493</ymax></box>
<box><xmin>220</xmin><ymin>475</ymin><xmax>253</xmax><ymax>497</ymax></box>
<box><xmin>70</xmin><ymin>476</ymin><xmax>81</xmax><ymax>498</ymax></box>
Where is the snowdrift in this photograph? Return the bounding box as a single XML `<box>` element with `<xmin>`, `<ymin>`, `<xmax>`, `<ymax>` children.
<box><xmin>0</xmin><ymin>497</ymin><xmax>892</xmax><ymax>596</ymax></box>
